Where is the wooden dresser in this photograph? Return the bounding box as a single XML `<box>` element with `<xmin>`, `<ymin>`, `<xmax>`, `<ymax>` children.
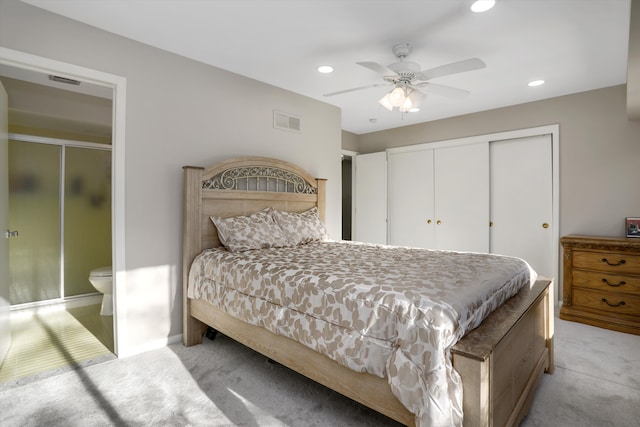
<box><xmin>560</xmin><ymin>235</ymin><xmax>640</xmax><ymax>335</ymax></box>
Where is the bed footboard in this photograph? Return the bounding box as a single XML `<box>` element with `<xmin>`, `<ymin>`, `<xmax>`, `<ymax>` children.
<box><xmin>452</xmin><ymin>278</ymin><xmax>554</xmax><ymax>427</ymax></box>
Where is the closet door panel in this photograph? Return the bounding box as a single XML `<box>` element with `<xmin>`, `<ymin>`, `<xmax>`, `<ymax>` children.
<box><xmin>490</xmin><ymin>134</ymin><xmax>553</xmax><ymax>277</ymax></box>
<box><xmin>387</xmin><ymin>149</ymin><xmax>434</xmax><ymax>248</ymax></box>
<box><xmin>434</xmin><ymin>142</ymin><xmax>490</xmax><ymax>252</ymax></box>
<box><xmin>353</xmin><ymin>152</ymin><xmax>387</xmax><ymax>244</ymax></box>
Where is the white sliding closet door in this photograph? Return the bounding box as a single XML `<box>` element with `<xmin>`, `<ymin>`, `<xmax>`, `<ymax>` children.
<box><xmin>388</xmin><ymin>149</ymin><xmax>434</xmax><ymax>248</ymax></box>
<box><xmin>353</xmin><ymin>152</ymin><xmax>387</xmax><ymax>244</ymax></box>
<box><xmin>387</xmin><ymin>142</ymin><xmax>489</xmax><ymax>252</ymax></box>
<box><xmin>490</xmin><ymin>134</ymin><xmax>553</xmax><ymax>277</ymax></box>
<box><xmin>434</xmin><ymin>142</ymin><xmax>490</xmax><ymax>252</ymax></box>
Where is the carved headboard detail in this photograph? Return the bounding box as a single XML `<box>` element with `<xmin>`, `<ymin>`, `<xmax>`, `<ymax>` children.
<box><xmin>183</xmin><ymin>156</ymin><xmax>326</xmax><ymax>271</ymax></box>
<box><xmin>202</xmin><ymin>165</ymin><xmax>318</xmax><ymax>194</ymax></box>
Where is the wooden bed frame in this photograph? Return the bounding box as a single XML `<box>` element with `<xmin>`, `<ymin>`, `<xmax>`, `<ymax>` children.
<box><xmin>182</xmin><ymin>156</ymin><xmax>554</xmax><ymax>427</ymax></box>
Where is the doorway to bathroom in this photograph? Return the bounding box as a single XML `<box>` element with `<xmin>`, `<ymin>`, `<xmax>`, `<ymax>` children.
<box><xmin>1</xmin><ymin>48</ymin><xmax>127</xmax><ymax>377</ymax></box>
<box><xmin>0</xmin><ymin>63</ymin><xmax>118</xmax><ymax>383</ymax></box>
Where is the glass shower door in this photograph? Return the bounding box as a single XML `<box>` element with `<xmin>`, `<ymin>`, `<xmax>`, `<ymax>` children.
<box><xmin>8</xmin><ymin>140</ymin><xmax>61</xmax><ymax>304</ymax></box>
<box><xmin>64</xmin><ymin>146</ymin><xmax>112</xmax><ymax>296</ymax></box>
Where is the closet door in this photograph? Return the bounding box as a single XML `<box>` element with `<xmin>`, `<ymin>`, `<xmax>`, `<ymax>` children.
<box><xmin>490</xmin><ymin>134</ymin><xmax>553</xmax><ymax>277</ymax></box>
<box><xmin>353</xmin><ymin>152</ymin><xmax>387</xmax><ymax>244</ymax></box>
<box><xmin>434</xmin><ymin>142</ymin><xmax>490</xmax><ymax>252</ymax></box>
<box><xmin>387</xmin><ymin>148</ymin><xmax>434</xmax><ymax>248</ymax></box>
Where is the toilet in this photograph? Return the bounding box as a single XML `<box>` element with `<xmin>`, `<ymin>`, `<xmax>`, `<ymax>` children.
<box><xmin>89</xmin><ymin>266</ymin><xmax>113</xmax><ymax>316</ymax></box>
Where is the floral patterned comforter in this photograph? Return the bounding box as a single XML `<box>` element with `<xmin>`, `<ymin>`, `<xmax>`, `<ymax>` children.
<box><xmin>187</xmin><ymin>241</ymin><xmax>536</xmax><ymax>427</ymax></box>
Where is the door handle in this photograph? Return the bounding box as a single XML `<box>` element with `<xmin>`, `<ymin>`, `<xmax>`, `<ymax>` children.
<box><xmin>4</xmin><ymin>230</ymin><xmax>19</xmax><ymax>239</ymax></box>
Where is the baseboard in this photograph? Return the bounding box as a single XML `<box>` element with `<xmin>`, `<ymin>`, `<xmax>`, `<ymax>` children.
<box><xmin>117</xmin><ymin>333</ymin><xmax>183</xmax><ymax>358</ymax></box>
<box><xmin>168</xmin><ymin>333</ymin><xmax>183</xmax><ymax>345</ymax></box>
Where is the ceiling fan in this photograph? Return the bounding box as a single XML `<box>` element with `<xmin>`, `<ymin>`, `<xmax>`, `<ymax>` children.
<box><xmin>324</xmin><ymin>43</ymin><xmax>486</xmax><ymax>112</ymax></box>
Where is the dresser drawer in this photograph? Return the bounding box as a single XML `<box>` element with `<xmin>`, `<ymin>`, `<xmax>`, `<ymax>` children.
<box><xmin>572</xmin><ymin>288</ymin><xmax>640</xmax><ymax>316</ymax></box>
<box><xmin>572</xmin><ymin>250</ymin><xmax>640</xmax><ymax>275</ymax></box>
<box><xmin>572</xmin><ymin>270</ymin><xmax>640</xmax><ymax>295</ymax></box>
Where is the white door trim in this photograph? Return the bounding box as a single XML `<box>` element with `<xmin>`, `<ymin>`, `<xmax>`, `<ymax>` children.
<box><xmin>0</xmin><ymin>47</ymin><xmax>128</xmax><ymax>356</ymax></box>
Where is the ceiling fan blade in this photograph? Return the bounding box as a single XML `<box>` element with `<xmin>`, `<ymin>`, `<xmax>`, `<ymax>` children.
<box><xmin>416</xmin><ymin>82</ymin><xmax>470</xmax><ymax>99</ymax></box>
<box><xmin>356</xmin><ymin>61</ymin><xmax>399</xmax><ymax>77</ymax></box>
<box><xmin>323</xmin><ymin>83</ymin><xmax>388</xmax><ymax>97</ymax></box>
<box><xmin>416</xmin><ymin>58</ymin><xmax>486</xmax><ymax>81</ymax></box>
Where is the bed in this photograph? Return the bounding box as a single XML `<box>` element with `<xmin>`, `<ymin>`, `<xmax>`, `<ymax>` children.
<box><xmin>182</xmin><ymin>156</ymin><xmax>554</xmax><ymax>427</ymax></box>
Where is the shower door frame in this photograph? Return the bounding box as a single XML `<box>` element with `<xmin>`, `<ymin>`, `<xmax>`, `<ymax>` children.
<box><xmin>0</xmin><ymin>47</ymin><xmax>127</xmax><ymax>357</ymax></box>
<box><xmin>9</xmin><ymin>133</ymin><xmax>112</xmax><ymax>305</ymax></box>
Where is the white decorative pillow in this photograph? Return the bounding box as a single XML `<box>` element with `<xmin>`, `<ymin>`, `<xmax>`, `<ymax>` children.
<box><xmin>211</xmin><ymin>208</ymin><xmax>289</xmax><ymax>252</ymax></box>
<box><xmin>272</xmin><ymin>207</ymin><xmax>329</xmax><ymax>246</ymax></box>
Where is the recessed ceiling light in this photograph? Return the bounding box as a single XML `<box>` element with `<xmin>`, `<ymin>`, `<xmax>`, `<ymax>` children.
<box><xmin>317</xmin><ymin>65</ymin><xmax>334</xmax><ymax>74</ymax></box>
<box><xmin>528</xmin><ymin>79</ymin><xmax>545</xmax><ymax>87</ymax></box>
<box><xmin>471</xmin><ymin>0</ymin><xmax>495</xmax><ymax>13</ymax></box>
<box><xmin>409</xmin><ymin>108</ymin><xmax>420</xmax><ymax>113</ymax></box>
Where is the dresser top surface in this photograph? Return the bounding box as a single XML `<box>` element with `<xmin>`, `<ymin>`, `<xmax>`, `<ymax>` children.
<box><xmin>561</xmin><ymin>235</ymin><xmax>640</xmax><ymax>250</ymax></box>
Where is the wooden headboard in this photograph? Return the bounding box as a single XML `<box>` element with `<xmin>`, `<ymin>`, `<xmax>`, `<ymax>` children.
<box><xmin>182</xmin><ymin>156</ymin><xmax>326</xmax><ymax>339</ymax></box>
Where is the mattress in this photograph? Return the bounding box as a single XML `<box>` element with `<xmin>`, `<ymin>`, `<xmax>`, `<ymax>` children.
<box><xmin>187</xmin><ymin>240</ymin><xmax>536</xmax><ymax>427</ymax></box>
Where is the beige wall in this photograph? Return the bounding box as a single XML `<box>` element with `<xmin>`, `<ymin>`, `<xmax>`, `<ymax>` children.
<box><xmin>1</xmin><ymin>1</ymin><xmax>342</xmax><ymax>354</ymax></box>
<box><xmin>627</xmin><ymin>0</ymin><xmax>640</xmax><ymax>119</ymax></box>
<box><xmin>356</xmin><ymin>85</ymin><xmax>640</xmax><ymax>242</ymax></box>
<box><xmin>341</xmin><ymin>130</ymin><xmax>360</xmax><ymax>152</ymax></box>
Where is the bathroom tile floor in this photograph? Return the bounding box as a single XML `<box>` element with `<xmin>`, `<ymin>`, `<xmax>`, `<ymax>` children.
<box><xmin>0</xmin><ymin>304</ymin><xmax>114</xmax><ymax>388</ymax></box>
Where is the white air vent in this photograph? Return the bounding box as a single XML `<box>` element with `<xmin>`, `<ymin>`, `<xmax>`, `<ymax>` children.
<box><xmin>274</xmin><ymin>110</ymin><xmax>301</xmax><ymax>132</ymax></box>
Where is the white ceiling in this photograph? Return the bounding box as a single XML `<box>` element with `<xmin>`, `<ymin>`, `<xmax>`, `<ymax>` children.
<box><xmin>23</xmin><ymin>0</ymin><xmax>632</xmax><ymax>135</ymax></box>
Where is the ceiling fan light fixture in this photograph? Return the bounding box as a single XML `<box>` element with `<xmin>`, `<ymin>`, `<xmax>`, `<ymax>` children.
<box><xmin>407</xmin><ymin>89</ymin><xmax>425</xmax><ymax>106</ymax></box>
<box><xmin>398</xmin><ymin>98</ymin><xmax>414</xmax><ymax>113</ymax></box>
<box><xmin>400</xmin><ymin>89</ymin><xmax>425</xmax><ymax>112</ymax></box>
<box><xmin>389</xmin><ymin>86</ymin><xmax>407</xmax><ymax>107</ymax></box>
<box><xmin>471</xmin><ymin>0</ymin><xmax>496</xmax><ymax>13</ymax></box>
<box><xmin>380</xmin><ymin>86</ymin><xmax>426</xmax><ymax>112</ymax></box>
<box><xmin>378</xmin><ymin>94</ymin><xmax>394</xmax><ymax>111</ymax></box>
<box><xmin>399</xmin><ymin>98</ymin><xmax>413</xmax><ymax>112</ymax></box>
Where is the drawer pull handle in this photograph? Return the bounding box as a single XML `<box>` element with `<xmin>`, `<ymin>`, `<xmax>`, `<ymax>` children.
<box><xmin>601</xmin><ymin>298</ymin><xmax>625</xmax><ymax>308</ymax></box>
<box><xmin>601</xmin><ymin>258</ymin><xmax>626</xmax><ymax>266</ymax></box>
<box><xmin>601</xmin><ymin>278</ymin><xmax>626</xmax><ymax>287</ymax></box>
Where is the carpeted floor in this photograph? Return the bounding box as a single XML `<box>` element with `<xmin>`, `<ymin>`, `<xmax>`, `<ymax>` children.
<box><xmin>0</xmin><ymin>317</ymin><xmax>638</xmax><ymax>426</ymax></box>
